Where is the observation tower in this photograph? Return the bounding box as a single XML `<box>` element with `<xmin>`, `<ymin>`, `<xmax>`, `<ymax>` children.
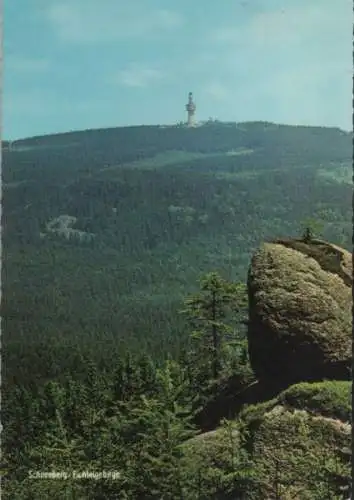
<box><xmin>185</xmin><ymin>92</ymin><xmax>196</xmax><ymax>127</ymax></box>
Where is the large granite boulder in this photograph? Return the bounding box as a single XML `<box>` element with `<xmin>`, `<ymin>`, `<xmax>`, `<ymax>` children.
<box><xmin>247</xmin><ymin>238</ymin><xmax>352</xmax><ymax>384</ymax></box>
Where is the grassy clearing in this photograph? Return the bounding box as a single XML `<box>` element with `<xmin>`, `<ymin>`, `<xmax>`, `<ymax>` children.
<box><xmin>100</xmin><ymin>148</ymin><xmax>254</xmax><ymax>172</ymax></box>
<box><xmin>100</xmin><ymin>150</ymin><xmax>218</xmax><ymax>172</ymax></box>
<box><xmin>317</xmin><ymin>162</ymin><xmax>352</xmax><ymax>184</ymax></box>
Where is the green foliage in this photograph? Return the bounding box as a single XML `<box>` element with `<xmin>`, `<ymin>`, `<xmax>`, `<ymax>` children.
<box><xmin>279</xmin><ymin>381</ymin><xmax>351</xmax><ymax>422</ymax></box>
<box><xmin>239</xmin><ymin>398</ymin><xmax>279</xmax><ymax>426</ymax></box>
<box><xmin>250</xmin><ymin>408</ymin><xmax>351</xmax><ymax>499</ymax></box>
<box><xmin>3</xmin><ymin>357</ymin><xmax>200</xmax><ymax>499</ymax></box>
<box><xmin>3</xmin><ymin>123</ymin><xmax>352</xmax><ymax>388</ymax></box>
<box><xmin>181</xmin><ymin>272</ymin><xmax>247</xmax><ymax>381</ymax></box>
<box><xmin>300</xmin><ymin>217</ymin><xmax>324</xmax><ymax>241</ymax></box>
<box><xmin>3</xmin><ymin>335</ymin><xmax>351</xmax><ymax>499</ymax></box>
<box><xmin>181</xmin><ymin>419</ymin><xmax>257</xmax><ymax>499</ymax></box>
<box><xmin>2</xmin><ymin>123</ymin><xmax>352</xmax><ymax>498</ymax></box>
<box><xmin>240</xmin><ymin>381</ymin><xmax>352</xmax><ymax>427</ymax></box>
<box><xmin>238</xmin><ymin>383</ymin><xmax>352</xmax><ymax>499</ymax></box>
<box><xmin>117</xmin><ymin>388</ymin><xmax>197</xmax><ymax>498</ymax></box>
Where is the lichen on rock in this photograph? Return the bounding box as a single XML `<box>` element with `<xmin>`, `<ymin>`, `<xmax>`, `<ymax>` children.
<box><xmin>245</xmin><ymin>404</ymin><xmax>351</xmax><ymax>499</ymax></box>
<box><xmin>181</xmin><ymin>238</ymin><xmax>352</xmax><ymax>498</ymax></box>
<box><xmin>247</xmin><ymin>238</ymin><xmax>352</xmax><ymax>384</ymax></box>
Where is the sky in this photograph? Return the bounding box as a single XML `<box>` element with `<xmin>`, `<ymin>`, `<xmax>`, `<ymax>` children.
<box><xmin>3</xmin><ymin>0</ymin><xmax>353</xmax><ymax>140</ymax></box>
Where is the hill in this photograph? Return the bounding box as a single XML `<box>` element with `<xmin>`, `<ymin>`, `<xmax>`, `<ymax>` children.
<box><xmin>2</xmin><ymin>122</ymin><xmax>352</xmax><ymax>498</ymax></box>
<box><xmin>2</xmin><ymin>121</ymin><xmax>352</xmax><ymax>387</ymax></box>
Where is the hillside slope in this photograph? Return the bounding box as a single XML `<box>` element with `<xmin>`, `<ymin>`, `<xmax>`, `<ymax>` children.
<box><xmin>2</xmin><ymin>122</ymin><xmax>352</xmax><ymax>386</ymax></box>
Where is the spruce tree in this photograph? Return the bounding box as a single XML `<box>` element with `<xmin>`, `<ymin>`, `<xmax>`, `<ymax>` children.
<box><xmin>182</xmin><ymin>272</ymin><xmax>247</xmax><ymax>382</ymax></box>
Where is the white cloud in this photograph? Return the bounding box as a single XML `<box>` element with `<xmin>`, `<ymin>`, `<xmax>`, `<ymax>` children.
<box><xmin>44</xmin><ymin>1</ymin><xmax>183</xmax><ymax>44</ymax></box>
<box><xmin>6</xmin><ymin>55</ymin><xmax>52</xmax><ymax>73</ymax></box>
<box><xmin>204</xmin><ymin>0</ymin><xmax>352</xmax><ymax>129</ymax></box>
<box><xmin>212</xmin><ymin>1</ymin><xmax>351</xmax><ymax>49</ymax></box>
<box><xmin>111</xmin><ymin>63</ymin><xmax>167</xmax><ymax>88</ymax></box>
<box><xmin>202</xmin><ymin>82</ymin><xmax>230</xmax><ymax>101</ymax></box>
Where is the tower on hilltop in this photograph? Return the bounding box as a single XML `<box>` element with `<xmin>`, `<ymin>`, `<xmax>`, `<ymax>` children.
<box><xmin>185</xmin><ymin>92</ymin><xmax>196</xmax><ymax>127</ymax></box>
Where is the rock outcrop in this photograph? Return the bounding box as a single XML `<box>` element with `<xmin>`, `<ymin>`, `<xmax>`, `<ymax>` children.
<box><xmin>246</xmin><ymin>406</ymin><xmax>351</xmax><ymax>498</ymax></box>
<box><xmin>184</xmin><ymin>381</ymin><xmax>351</xmax><ymax>498</ymax></box>
<box><xmin>182</xmin><ymin>238</ymin><xmax>352</xmax><ymax>498</ymax></box>
<box><xmin>247</xmin><ymin>238</ymin><xmax>352</xmax><ymax>384</ymax></box>
<box><xmin>181</xmin><ymin>238</ymin><xmax>352</xmax><ymax>498</ymax></box>
<box><xmin>240</xmin><ymin>381</ymin><xmax>351</xmax><ymax>499</ymax></box>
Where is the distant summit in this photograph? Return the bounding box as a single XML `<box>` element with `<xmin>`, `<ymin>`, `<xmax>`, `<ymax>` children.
<box><xmin>3</xmin><ymin>120</ymin><xmax>351</xmax><ymax>147</ymax></box>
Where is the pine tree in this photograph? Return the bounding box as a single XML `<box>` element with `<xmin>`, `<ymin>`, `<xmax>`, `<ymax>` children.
<box><xmin>300</xmin><ymin>217</ymin><xmax>324</xmax><ymax>242</ymax></box>
<box><xmin>181</xmin><ymin>272</ymin><xmax>247</xmax><ymax>381</ymax></box>
<box><xmin>180</xmin><ymin>418</ymin><xmax>256</xmax><ymax>499</ymax></box>
<box><xmin>113</xmin><ymin>359</ymin><xmax>198</xmax><ymax>498</ymax></box>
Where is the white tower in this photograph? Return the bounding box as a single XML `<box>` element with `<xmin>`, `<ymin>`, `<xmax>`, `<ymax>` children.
<box><xmin>185</xmin><ymin>92</ymin><xmax>196</xmax><ymax>127</ymax></box>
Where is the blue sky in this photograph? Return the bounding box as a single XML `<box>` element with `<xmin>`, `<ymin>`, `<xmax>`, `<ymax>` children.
<box><xmin>4</xmin><ymin>0</ymin><xmax>352</xmax><ymax>140</ymax></box>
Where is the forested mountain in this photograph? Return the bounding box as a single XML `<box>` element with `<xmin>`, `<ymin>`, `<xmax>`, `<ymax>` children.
<box><xmin>3</xmin><ymin>121</ymin><xmax>352</xmax><ymax>387</ymax></box>
<box><xmin>2</xmin><ymin>121</ymin><xmax>352</xmax><ymax>498</ymax></box>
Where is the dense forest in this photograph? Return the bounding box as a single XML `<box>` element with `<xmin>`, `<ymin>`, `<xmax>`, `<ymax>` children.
<box><xmin>2</xmin><ymin>122</ymin><xmax>352</xmax><ymax>497</ymax></box>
